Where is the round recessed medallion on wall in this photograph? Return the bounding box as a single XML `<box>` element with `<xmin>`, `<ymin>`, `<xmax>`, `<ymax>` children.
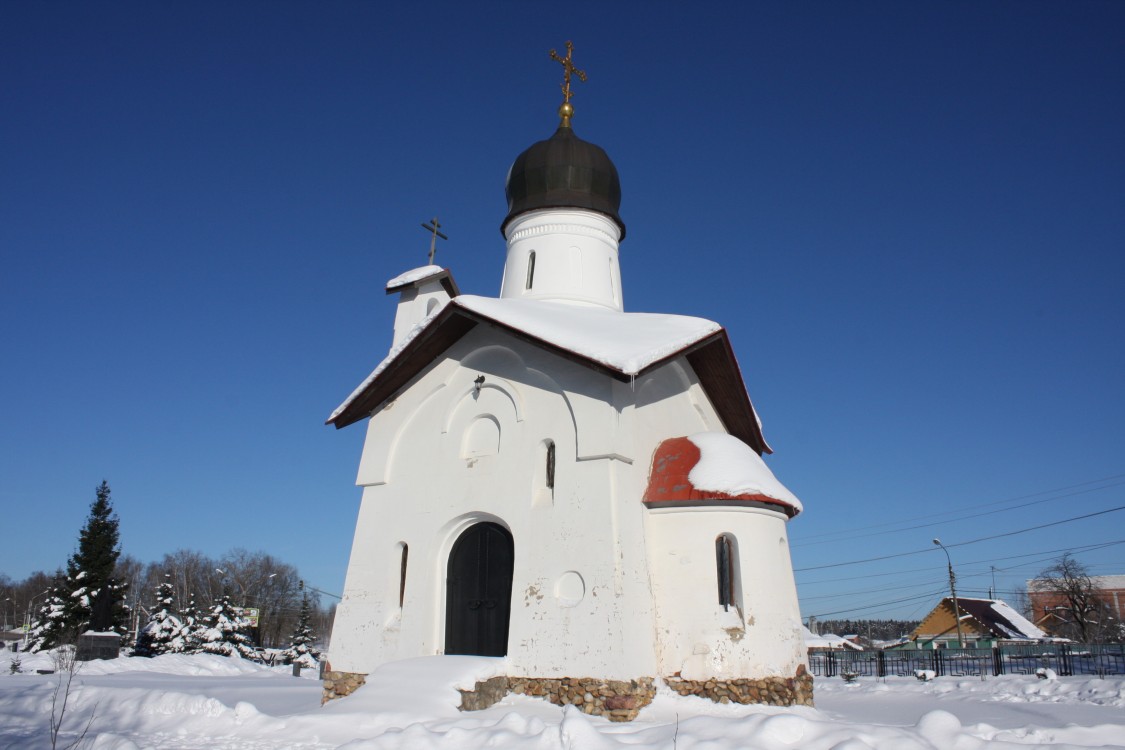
<box><xmin>554</xmin><ymin>571</ymin><xmax>585</xmax><ymax>608</ymax></box>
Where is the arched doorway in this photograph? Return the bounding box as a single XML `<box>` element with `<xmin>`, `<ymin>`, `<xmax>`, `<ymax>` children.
<box><xmin>445</xmin><ymin>522</ymin><xmax>514</xmax><ymax>656</ymax></box>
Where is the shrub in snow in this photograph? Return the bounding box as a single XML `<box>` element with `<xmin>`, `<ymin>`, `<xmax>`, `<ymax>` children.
<box><xmin>199</xmin><ymin>595</ymin><xmax>257</xmax><ymax>659</ymax></box>
<box><xmin>8</xmin><ymin>655</ymin><xmax>21</xmax><ymax>674</ymax></box>
<box><xmin>172</xmin><ymin>595</ymin><xmax>205</xmax><ymax>654</ymax></box>
<box><xmin>25</xmin><ymin>585</ymin><xmax>69</xmax><ymax>653</ymax></box>
<box><xmin>1036</xmin><ymin>667</ymin><xmax>1058</xmax><ymax>681</ymax></box>
<box><xmin>133</xmin><ymin>578</ymin><xmax>182</xmax><ymax>657</ymax></box>
<box><xmin>280</xmin><ymin>592</ymin><xmax>321</xmax><ymax>668</ymax></box>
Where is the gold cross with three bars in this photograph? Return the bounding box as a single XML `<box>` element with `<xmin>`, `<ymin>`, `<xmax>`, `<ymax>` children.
<box><xmin>550</xmin><ymin>41</ymin><xmax>586</xmax><ymax>104</ymax></box>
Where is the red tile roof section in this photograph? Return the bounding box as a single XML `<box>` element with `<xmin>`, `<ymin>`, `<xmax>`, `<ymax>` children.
<box><xmin>643</xmin><ymin>436</ymin><xmax>795</xmax><ymax>515</ymax></box>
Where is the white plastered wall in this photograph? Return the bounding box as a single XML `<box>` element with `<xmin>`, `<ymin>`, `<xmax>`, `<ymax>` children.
<box><xmin>499</xmin><ymin>209</ymin><xmax>623</xmax><ymax>311</ymax></box>
<box><xmin>327</xmin><ymin>327</ymin><xmax>805</xmax><ymax>684</ymax></box>
<box><xmin>331</xmin><ymin>328</ymin><xmax>664</xmax><ymax>679</ymax></box>
<box><xmin>645</xmin><ymin>506</ymin><xmax>806</xmax><ymax>681</ymax></box>
<box><xmin>391</xmin><ymin>278</ymin><xmax>453</xmax><ymax>348</ymax></box>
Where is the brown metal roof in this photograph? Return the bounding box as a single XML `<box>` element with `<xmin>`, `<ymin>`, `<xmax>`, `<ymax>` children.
<box><xmin>328</xmin><ymin>305</ymin><xmax>770</xmax><ymax>455</ymax></box>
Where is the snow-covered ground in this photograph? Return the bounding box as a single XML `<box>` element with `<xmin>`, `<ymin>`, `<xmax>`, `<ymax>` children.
<box><xmin>2</xmin><ymin>651</ymin><xmax>1123</xmax><ymax>749</ymax></box>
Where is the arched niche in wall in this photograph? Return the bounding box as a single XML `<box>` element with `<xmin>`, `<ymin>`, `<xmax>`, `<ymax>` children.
<box><xmin>462</xmin><ymin>415</ymin><xmax>500</xmax><ymax>459</ymax></box>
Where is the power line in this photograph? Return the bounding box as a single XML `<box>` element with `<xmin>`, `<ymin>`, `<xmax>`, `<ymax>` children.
<box><xmin>792</xmin><ymin>481</ymin><xmax>1125</xmax><ymax>548</ymax></box>
<box><xmin>804</xmin><ymin>587</ymin><xmax>947</xmax><ymax>619</ymax></box>
<box><xmin>794</xmin><ymin>505</ymin><xmax>1125</xmax><ymax>572</ymax></box>
<box><xmin>796</xmin><ymin>539</ymin><xmax>1125</xmax><ymax>585</ymax></box>
<box><xmin>793</xmin><ymin>472</ymin><xmax>1125</xmax><ymax>545</ymax></box>
<box><xmin>800</xmin><ymin>576</ymin><xmax>947</xmax><ymax>603</ymax></box>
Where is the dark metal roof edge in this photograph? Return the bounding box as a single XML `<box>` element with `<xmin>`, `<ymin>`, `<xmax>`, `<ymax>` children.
<box><xmin>682</xmin><ymin>332</ymin><xmax>772</xmax><ymax>455</ymax></box>
<box><xmin>328</xmin><ymin>303</ymin><xmax>473</xmax><ymax>429</ymax></box>
<box><xmin>384</xmin><ymin>268</ymin><xmax>461</xmax><ymax>298</ymax></box>
<box><xmin>642</xmin><ymin>497</ymin><xmax>796</xmax><ymax>518</ymax></box>
<box><xmin>328</xmin><ymin>308</ymin><xmax>771</xmax><ymax>458</ymax></box>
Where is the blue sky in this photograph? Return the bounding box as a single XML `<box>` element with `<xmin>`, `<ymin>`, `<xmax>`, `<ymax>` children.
<box><xmin>3</xmin><ymin>2</ymin><xmax>1122</xmax><ymax>622</ymax></box>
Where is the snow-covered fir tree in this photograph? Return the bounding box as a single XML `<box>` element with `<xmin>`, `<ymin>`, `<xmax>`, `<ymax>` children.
<box><xmin>61</xmin><ymin>481</ymin><xmax>126</xmax><ymax>635</ymax></box>
<box><xmin>199</xmin><ymin>594</ymin><xmax>256</xmax><ymax>659</ymax></box>
<box><xmin>172</xmin><ymin>594</ymin><xmax>204</xmax><ymax>654</ymax></box>
<box><xmin>133</xmin><ymin>577</ymin><xmax>182</xmax><ymax>657</ymax></box>
<box><xmin>25</xmin><ymin>581</ymin><xmax>68</xmax><ymax>652</ymax></box>
<box><xmin>281</xmin><ymin>591</ymin><xmax>320</xmax><ymax>668</ymax></box>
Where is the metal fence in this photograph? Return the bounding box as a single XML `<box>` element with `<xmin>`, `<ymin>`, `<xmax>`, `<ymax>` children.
<box><xmin>808</xmin><ymin>643</ymin><xmax>1125</xmax><ymax>679</ymax></box>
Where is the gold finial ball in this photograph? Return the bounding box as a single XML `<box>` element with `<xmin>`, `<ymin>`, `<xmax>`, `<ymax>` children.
<box><xmin>558</xmin><ymin>102</ymin><xmax>574</xmax><ymax>120</ymax></box>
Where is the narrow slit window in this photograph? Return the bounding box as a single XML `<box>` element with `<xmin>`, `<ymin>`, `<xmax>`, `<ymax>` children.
<box><xmin>526</xmin><ymin>251</ymin><xmax>536</xmax><ymax>290</ymax></box>
<box><xmin>399</xmin><ymin>543</ymin><xmax>409</xmax><ymax>608</ymax></box>
<box><xmin>716</xmin><ymin>535</ymin><xmax>736</xmax><ymax>611</ymax></box>
<box><xmin>545</xmin><ymin>440</ymin><xmax>555</xmax><ymax>490</ymax></box>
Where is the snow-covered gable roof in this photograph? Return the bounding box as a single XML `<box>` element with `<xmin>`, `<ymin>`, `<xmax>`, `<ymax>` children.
<box><xmin>328</xmin><ymin>296</ymin><xmax>771</xmax><ymax>454</ymax></box>
<box><xmin>385</xmin><ymin>265</ymin><xmax>460</xmax><ymax>297</ymax></box>
<box><xmin>456</xmin><ymin>297</ymin><xmax>721</xmax><ymax>375</ymax></box>
<box><xmin>643</xmin><ymin>434</ymin><xmax>801</xmax><ymax>516</ymax></box>
<box><xmin>803</xmin><ymin>626</ymin><xmax>863</xmax><ymax>650</ymax></box>
<box><xmin>939</xmin><ymin>597</ymin><xmax>1052</xmax><ymax>641</ymax></box>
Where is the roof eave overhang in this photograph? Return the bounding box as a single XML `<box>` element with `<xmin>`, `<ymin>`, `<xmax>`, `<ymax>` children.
<box><xmin>384</xmin><ymin>269</ymin><xmax>461</xmax><ymax>298</ymax></box>
<box><xmin>328</xmin><ymin>304</ymin><xmax>477</xmax><ymax>428</ymax></box>
<box><xmin>329</xmin><ymin>309</ymin><xmax>771</xmax><ymax>456</ymax></box>
<box><xmin>679</xmin><ymin>332</ymin><xmax>772</xmax><ymax>455</ymax></box>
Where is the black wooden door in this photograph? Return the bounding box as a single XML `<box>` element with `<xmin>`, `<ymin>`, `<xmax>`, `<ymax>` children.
<box><xmin>445</xmin><ymin>522</ymin><xmax>514</xmax><ymax>656</ymax></box>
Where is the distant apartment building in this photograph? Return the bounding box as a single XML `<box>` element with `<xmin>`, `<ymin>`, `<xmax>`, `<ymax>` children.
<box><xmin>1028</xmin><ymin>575</ymin><xmax>1125</xmax><ymax>637</ymax></box>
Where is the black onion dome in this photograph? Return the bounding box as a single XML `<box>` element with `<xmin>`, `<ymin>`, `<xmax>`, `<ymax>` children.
<box><xmin>502</xmin><ymin>126</ymin><xmax>625</xmax><ymax>240</ymax></box>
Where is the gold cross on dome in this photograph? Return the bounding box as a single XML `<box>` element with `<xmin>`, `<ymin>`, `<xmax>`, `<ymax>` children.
<box><xmin>549</xmin><ymin>41</ymin><xmax>587</xmax><ymax>105</ymax></box>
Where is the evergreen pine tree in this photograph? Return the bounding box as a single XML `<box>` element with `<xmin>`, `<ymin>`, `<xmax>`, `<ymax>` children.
<box><xmin>281</xmin><ymin>592</ymin><xmax>320</xmax><ymax>668</ymax></box>
<box><xmin>199</xmin><ymin>594</ymin><xmax>256</xmax><ymax>659</ymax></box>
<box><xmin>25</xmin><ymin>580</ymin><xmax>69</xmax><ymax>652</ymax></box>
<box><xmin>61</xmin><ymin>481</ymin><xmax>126</xmax><ymax>635</ymax></box>
<box><xmin>173</xmin><ymin>594</ymin><xmax>203</xmax><ymax>654</ymax></box>
<box><xmin>133</xmin><ymin>576</ymin><xmax>182</xmax><ymax>657</ymax></box>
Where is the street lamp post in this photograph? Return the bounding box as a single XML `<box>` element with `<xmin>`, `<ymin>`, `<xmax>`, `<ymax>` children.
<box><xmin>933</xmin><ymin>538</ymin><xmax>965</xmax><ymax>648</ymax></box>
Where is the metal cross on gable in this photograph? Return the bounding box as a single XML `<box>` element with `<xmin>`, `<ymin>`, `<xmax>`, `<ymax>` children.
<box><xmin>549</xmin><ymin>41</ymin><xmax>586</xmax><ymax>105</ymax></box>
<box><xmin>420</xmin><ymin>217</ymin><xmax>448</xmax><ymax>265</ymax></box>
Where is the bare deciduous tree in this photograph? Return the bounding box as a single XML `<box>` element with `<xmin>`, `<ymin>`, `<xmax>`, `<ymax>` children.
<box><xmin>1031</xmin><ymin>554</ymin><xmax>1121</xmax><ymax>642</ymax></box>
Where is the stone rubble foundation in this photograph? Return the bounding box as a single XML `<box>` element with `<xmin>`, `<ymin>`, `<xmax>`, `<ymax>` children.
<box><xmin>323</xmin><ymin>665</ymin><xmax>814</xmax><ymax>718</ymax></box>
<box><xmin>321</xmin><ymin>670</ymin><xmax>367</xmax><ymax>704</ymax></box>
<box><xmin>460</xmin><ymin>676</ymin><xmax>657</xmax><ymax>722</ymax></box>
<box><xmin>664</xmin><ymin>664</ymin><xmax>814</xmax><ymax>707</ymax></box>
<box><xmin>457</xmin><ymin>665</ymin><xmax>814</xmax><ymax>721</ymax></box>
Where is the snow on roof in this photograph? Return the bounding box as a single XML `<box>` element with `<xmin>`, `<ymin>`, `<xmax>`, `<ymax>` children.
<box><xmin>987</xmin><ymin>599</ymin><xmax>1049</xmax><ymax>640</ymax></box>
<box><xmin>385</xmin><ymin>265</ymin><xmax>445</xmax><ymax>290</ymax></box>
<box><xmin>952</xmin><ymin>597</ymin><xmax>1051</xmax><ymax>640</ymax></box>
<box><xmin>455</xmin><ymin>296</ymin><xmax>722</xmax><ymax>376</ymax></box>
<box><xmin>328</xmin><ymin>306</ymin><xmax>442</xmax><ymax>421</ymax></box>
<box><xmin>686</xmin><ymin>432</ymin><xmax>803</xmax><ymax>512</ymax></box>
<box><xmin>329</xmin><ymin>296</ymin><xmax>723</xmax><ymax>422</ymax></box>
<box><xmin>803</xmin><ymin>626</ymin><xmax>863</xmax><ymax>650</ymax></box>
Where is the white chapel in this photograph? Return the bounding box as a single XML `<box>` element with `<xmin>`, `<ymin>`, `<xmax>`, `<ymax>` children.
<box><xmin>323</xmin><ymin>47</ymin><xmax>811</xmax><ymax>719</ymax></box>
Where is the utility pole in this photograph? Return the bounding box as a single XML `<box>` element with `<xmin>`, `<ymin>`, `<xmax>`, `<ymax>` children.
<box><xmin>933</xmin><ymin>538</ymin><xmax>965</xmax><ymax>648</ymax></box>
